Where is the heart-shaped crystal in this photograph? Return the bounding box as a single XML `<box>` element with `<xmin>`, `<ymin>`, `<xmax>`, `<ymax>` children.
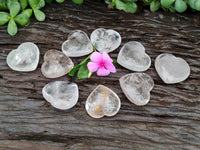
<box><xmin>42</xmin><ymin>81</ymin><xmax>79</xmax><ymax>110</ymax></box>
<box><xmin>90</xmin><ymin>28</ymin><xmax>121</xmax><ymax>53</ymax></box>
<box><xmin>41</xmin><ymin>50</ymin><xmax>74</xmax><ymax>78</ymax></box>
<box><xmin>155</xmin><ymin>53</ymin><xmax>190</xmax><ymax>84</ymax></box>
<box><xmin>62</xmin><ymin>30</ymin><xmax>93</xmax><ymax>57</ymax></box>
<box><xmin>117</xmin><ymin>41</ymin><xmax>151</xmax><ymax>71</ymax></box>
<box><xmin>7</xmin><ymin>42</ymin><xmax>40</xmax><ymax>72</ymax></box>
<box><xmin>119</xmin><ymin>73</ymin><xmax>154</xmax><ymax>106</ymax></box>
<box><xmin>85</xmin><ymin>85</ymin><xmax>121</xmax><ymax>118</ymax></box>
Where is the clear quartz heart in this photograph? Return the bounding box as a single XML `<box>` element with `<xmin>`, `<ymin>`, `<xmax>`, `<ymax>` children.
<box><xmin>119</xmin><ymin>73</ymin><xmax>154</xmax><ymax>106</ymax></box>
<box><xmin>42</xmin><ymin>81</ymin><xmax>79</xmax><ymax>110</ymax></box>
<box><xmin>85</xmin><ymin>85</ymin><xmax>121</xmax><ymax>118</ymax></box>
<box><xmin>155</xmin><ymin>53</ymin><xmax>190</xmax><ymax>84</ymax></box>
<box><xmin>117</xmin><ymin>41</ymin><xmax>151</xmax><ymax>71</ymax></box>
<box><xmin>62</xmin><ymin>30</ymin><xmax>93</xmax><ymax>57</ymax></box>
<box><xmin>90</xmin><ymin>28</ymin><xmax>121</xmax><ymax>53</ymax></box>
<box><xmin>41</xmin><ymin>50</ymin><xmax>74</xmax><ymax>78</ymax></box>
<box><xmin>6</xmin><ymin>42</ymin><xmax>40</xmax><ymax>72</ymax></box>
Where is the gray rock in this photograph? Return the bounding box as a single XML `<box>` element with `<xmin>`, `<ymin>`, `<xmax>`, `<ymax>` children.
<box><xmin>85</xmin><ymin>85</ymin><xmax>121</xmax><ymax>118</ymax></box>
<box><xmin>7</xmin><ymin>42</ymin><xmax>40</xmax><ymax>72</ymax></box>
<box><xmin>155</xmin><ymin>53</ymin><xmax>190</xmax><ymax>84</ymax></box>
<box><xmin>42</xmin><ymin>81</ymin><xmax>79</xmax><ymax>110</ymax></box>
<box><xmin>41</xmin><ymin>50</ymin><xmax>74</xmax><ymax>78</ymax></box>
<box><xmin>62</xmin><ymin>30</ymin><xmax>93</xmax><ymax>57</ymax></box>
<box><xmin>117</xmin><ymin>41</ymin><xmax>151</xmax><ymax>71</ymax></box>
<box><xmin>90</xmin><ymin>28</ymin><xmax>121</xmax><ymax>53</ymax></box>
<box><xmin>119</xmin><ymin>73</ymin><xmax>154</xmax><ymax>106</ymax></box>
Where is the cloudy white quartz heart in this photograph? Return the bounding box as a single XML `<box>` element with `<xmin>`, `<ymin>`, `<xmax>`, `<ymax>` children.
<box><xmin>42</xmin><ymin>81</ymin><xmax>79</xmax><ymax>110</ymax></box>
<box><xmin>90</xmin><ymin>28</ymin><xmax>121</xmax><ymax>53</ymax></box>
<box><xmin>155</xmin><ymin>53</ymin><xmax>190</xmax><ymax>84</ymax></box>
<box><xmin>41</xmin><ymin>50</ymin><xmax>74</xmax><ymax>78</ymax></box>
<box><xmin>62</xmin><ymin>30</ymin><xmax>93</xmax><ymax>57</ymax></box>
<box><xmin>7</xmin><ymin>42</ymin><xmax>40</xmax><ymax>72</ymax></box>
<box><xmin>117</xmin><ymin>41</ymin><xmax>151</xmax><ymax>72</ymax></box>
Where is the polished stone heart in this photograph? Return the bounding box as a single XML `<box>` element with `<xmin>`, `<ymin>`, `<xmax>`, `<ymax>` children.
<box><xmin>119</xmin><ymin>73</ymin><xmax>154</xmax><ymax>106</ymax></box>
<box><xmin>85</xmin><ymin>85</ymin><xmax>121</xmax><ymax>118</ymax></box>
<box><xmin>7</xmin><ymin>42</ymin><xmax>40</xmax><ymax>72</ymax></box>
<box><xmin>41</xmin><ymin>50</ymin><xmax>74</xmax><ymax>78</ymax></box>
<box><xmin>42</xmin><ymin>81</ymin><xmax>79</xmax><ymax>110</ymax></box>
<box><xmin>117</xmin><ymin>41</ymin><xmax>151</xmax><ymax>71</ymax></box>
<box><xmin>62</xmin><ymin>30</ymin><xmax>93</xmax><ymax>57</ymax></box>
<box><xmin>90</xmin><ymin>28</ymin><xmax>121</xmax><ymax>53</ymax></box>
<box><xmin>155</xmin><ymin>53</ymin><xmax>190</xmax><ymax>84</ymax></box>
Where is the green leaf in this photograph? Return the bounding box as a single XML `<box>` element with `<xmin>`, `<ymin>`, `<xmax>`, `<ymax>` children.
<box><xmin>28</xmin><ymin>0</ymin><xmax>45</xmax><ymax>9</ymax></box>
<box><xmin>143</xmin><ymin>0</ymin><xmax>153</xmax><ymax>4</ymax></box>
<box><xmin>150</xmin><ymin>0</ymin><xmax>160</xmax><ymax>12</ymax></box>
<box><xmin>169</xmin><ymin>4</ymin><xmax>176</xmax><ymax>12</ymax></box>
<box><xmin>45</xmin><ymin>0</ymin><xmax>53</xmax><ymax>3</ymax></box>
<box><xmin>195</xmin><ymin>0</ymin><xmax>200</xmax><ymax>10</ymax></box>
<box><xmin>7</xmin><ymin>0</ymin><xmax>18</xmax><ymax>9</ymax></box>
<box><xmin>7</xmin><ymin>19</ymin><xmax>17</xmax><ymax>36</ymax></box>
<box><xmin>161</xmin><ymin>0</ymin><xmax>175</xmax><ymax>7</ymax></box>
<box><xmin>112</xmin><ymin>59</ymin><xmax>116</xmax><ymax>63</ymax></box>
<box><xmin>77</xmin><ymin>62</ymin><xmax>90</xmax><ymax>79</ymax></box>
<box><xmin>21</xmin><ymin>9</ymin><xmax>32</xmax><ymax>17</ymax></box>
<box><xmin>68</xmin><ymin>65</ymin><xmax>81</xmax><ymax>76</ymax></box>
<box><xmin>115</xmin><ymin>0</ymin><xmax>137</xmax><ymax>13</ymax></box>
<box><xmin>0</xmin><ymin>12</ymin><xmax>10</xmax><ymax>25</ymax></box>
<box><xmin>20</xmin><ymin>0</ymin><xmax>28</xmax><ymax>10</ymax></box>
<box><xmin>34</xmin><ymin>9</ymin><xmax>45</xmax><ymax>21</ymax></box>
<box><xmin>56</xmin><ymin>0</ymin><xmax>64</xmax><ymax>3</ymax></box>
<box><xmin>189</xmin><ymin>0</ymin><xmax>196</xmax><ymax>9</ymax></box>
<box><xmin>0</xmin><ymin>0</ymin><xmax>8</xmax><ymax>10</ymax></box>
<box><xmin>9</xmin><ymin>1</ymin><xmax>20</xmax><ymax>17</ymax></box>
<box><xmin>175</xmin><ymin>0</ymin><xmax>187</xmax><ymax>12</ymax></box>
<box><xmin>14</xmin><ymin>13</ymin><xmax>29</xmax><ymax>26</ymax></box>
<box><xmin>72</xmin><ymin>0</ymin><xmax>83</xmax><ymax>4</ymax></box>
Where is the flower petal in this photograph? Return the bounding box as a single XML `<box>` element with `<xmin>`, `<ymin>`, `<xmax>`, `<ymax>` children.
<box><xmin>87</xmin><ymin>62</ymin><xmax>99</xmax><ymax>72</ymax></box>
<box><xmin>97</xmin><ymin>67</ymin><xmax>110</xmax><ymax>76</ymax></box>
<box><xmin>105</xmin><ymin>62</ymin><xmax>116</xmax><ymax>73</ymax></box>
<box><xmin>102</xmin><ymin>52</ymin><xmax>113</xmax><ymax>63</ymax></box>
<box><xmin>90</xmin><ymin>52</ymin><xmax>103</xmax><ymax>63</ymax></box>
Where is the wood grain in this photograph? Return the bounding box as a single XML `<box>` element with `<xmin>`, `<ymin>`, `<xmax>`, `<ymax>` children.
<box><xmin>0</xmin><ymin>0</ymin><xmax>200</xmax><ymax>149</ymax></box>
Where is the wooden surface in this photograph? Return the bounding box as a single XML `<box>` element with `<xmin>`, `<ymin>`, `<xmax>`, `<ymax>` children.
<box><xmin>0</xmin><ymin>0</ymin><xmax>200</xmax><ymax>149</ymax></box>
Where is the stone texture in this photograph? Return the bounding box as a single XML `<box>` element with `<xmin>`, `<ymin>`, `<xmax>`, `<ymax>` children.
<box><xmin>85</xmin><ymin>85</ymin><xmax>121</xmax><ymax>118</ymax></box>
<box><xmin>6</xmin><ymin>42</ymin><xmax>40</xmax><ymax>72</ymax></box>
<box><xmin>117</xmin><ymin>41</ymin><xmax>151</xmax><ymax>71</ymax></box>
<box><xmin>90</xmin><ymin>28</ymin><xmax>121</xmax><ymax>53</ymax></box>
<box><xmin>42</xmin><ymin>81</ymin><xmax>79</xmax><ymax>110</ymax></box>
<box><xmin>155</xmin><ymin>53</ymin><xmax>190</xmax><ymax>84</ymax></box>
<box><xmin>119</xmin><ymin>73</ymin><xmax>154</xmax><ymax>106</ymax></box>
<box><xmin>62</xmin><ymin>30</ymin><xmax>93</xmax><ymax>57</ymax></box>
<box><xmin>41</xmin><ymin>50</ymin><xmax>74</xmax><ymax>78</ymax></box>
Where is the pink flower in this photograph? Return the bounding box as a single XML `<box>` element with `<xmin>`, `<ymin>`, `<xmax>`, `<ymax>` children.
<box><xmin>87</xmin><ymin>52</ymin><xmax>116</xmax><ymax>76</ymax></box>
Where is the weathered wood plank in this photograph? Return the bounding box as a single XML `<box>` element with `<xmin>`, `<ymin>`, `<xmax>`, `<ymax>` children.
<box><xmin>0</xmin><ymin>0</ymin><xmax>200</xmax><ymax>149</ymax></box>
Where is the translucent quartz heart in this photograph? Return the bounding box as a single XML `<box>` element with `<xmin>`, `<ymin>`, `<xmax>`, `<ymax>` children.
<box><xmin>155</xmin><ymin>53</ymin><xmax>190</xmax><ymax>84</ymax></box>
<box><xmin>90</xmin><ymin>28</ymin><xmax>121</xmax><ymax>53</ymax></box>
<box><xmin>41</xmin><ymin>50</ymin><xmax>74</xmax><ymax>78</ymax></box>
<box><xmin>117</xmin><ymin>41</ymin><xmax>151</xmax><ymax>71</ymax></box>
<box><xmin>85</xmin><ymin>85</ymin><xmax>121</xmax><ymax>118</ymax></box>
<box><xmin>42</xmin><ymin>81</ymin><xmax>79</xmax><ymax>110</ymax></box>
<box><xmin>119</xmin><ymin>73</ymin><xmax>154</xmax><ymax>106</ymax></box>
<box><xmin>62</xmin><ymin>30</ymin><xmax>93</xmax><ymax>57</ymax></box>
<box><xmin>7</xmin><ymin>42</ymin><xmax>40</xmax><ymax>72</ymax></box>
